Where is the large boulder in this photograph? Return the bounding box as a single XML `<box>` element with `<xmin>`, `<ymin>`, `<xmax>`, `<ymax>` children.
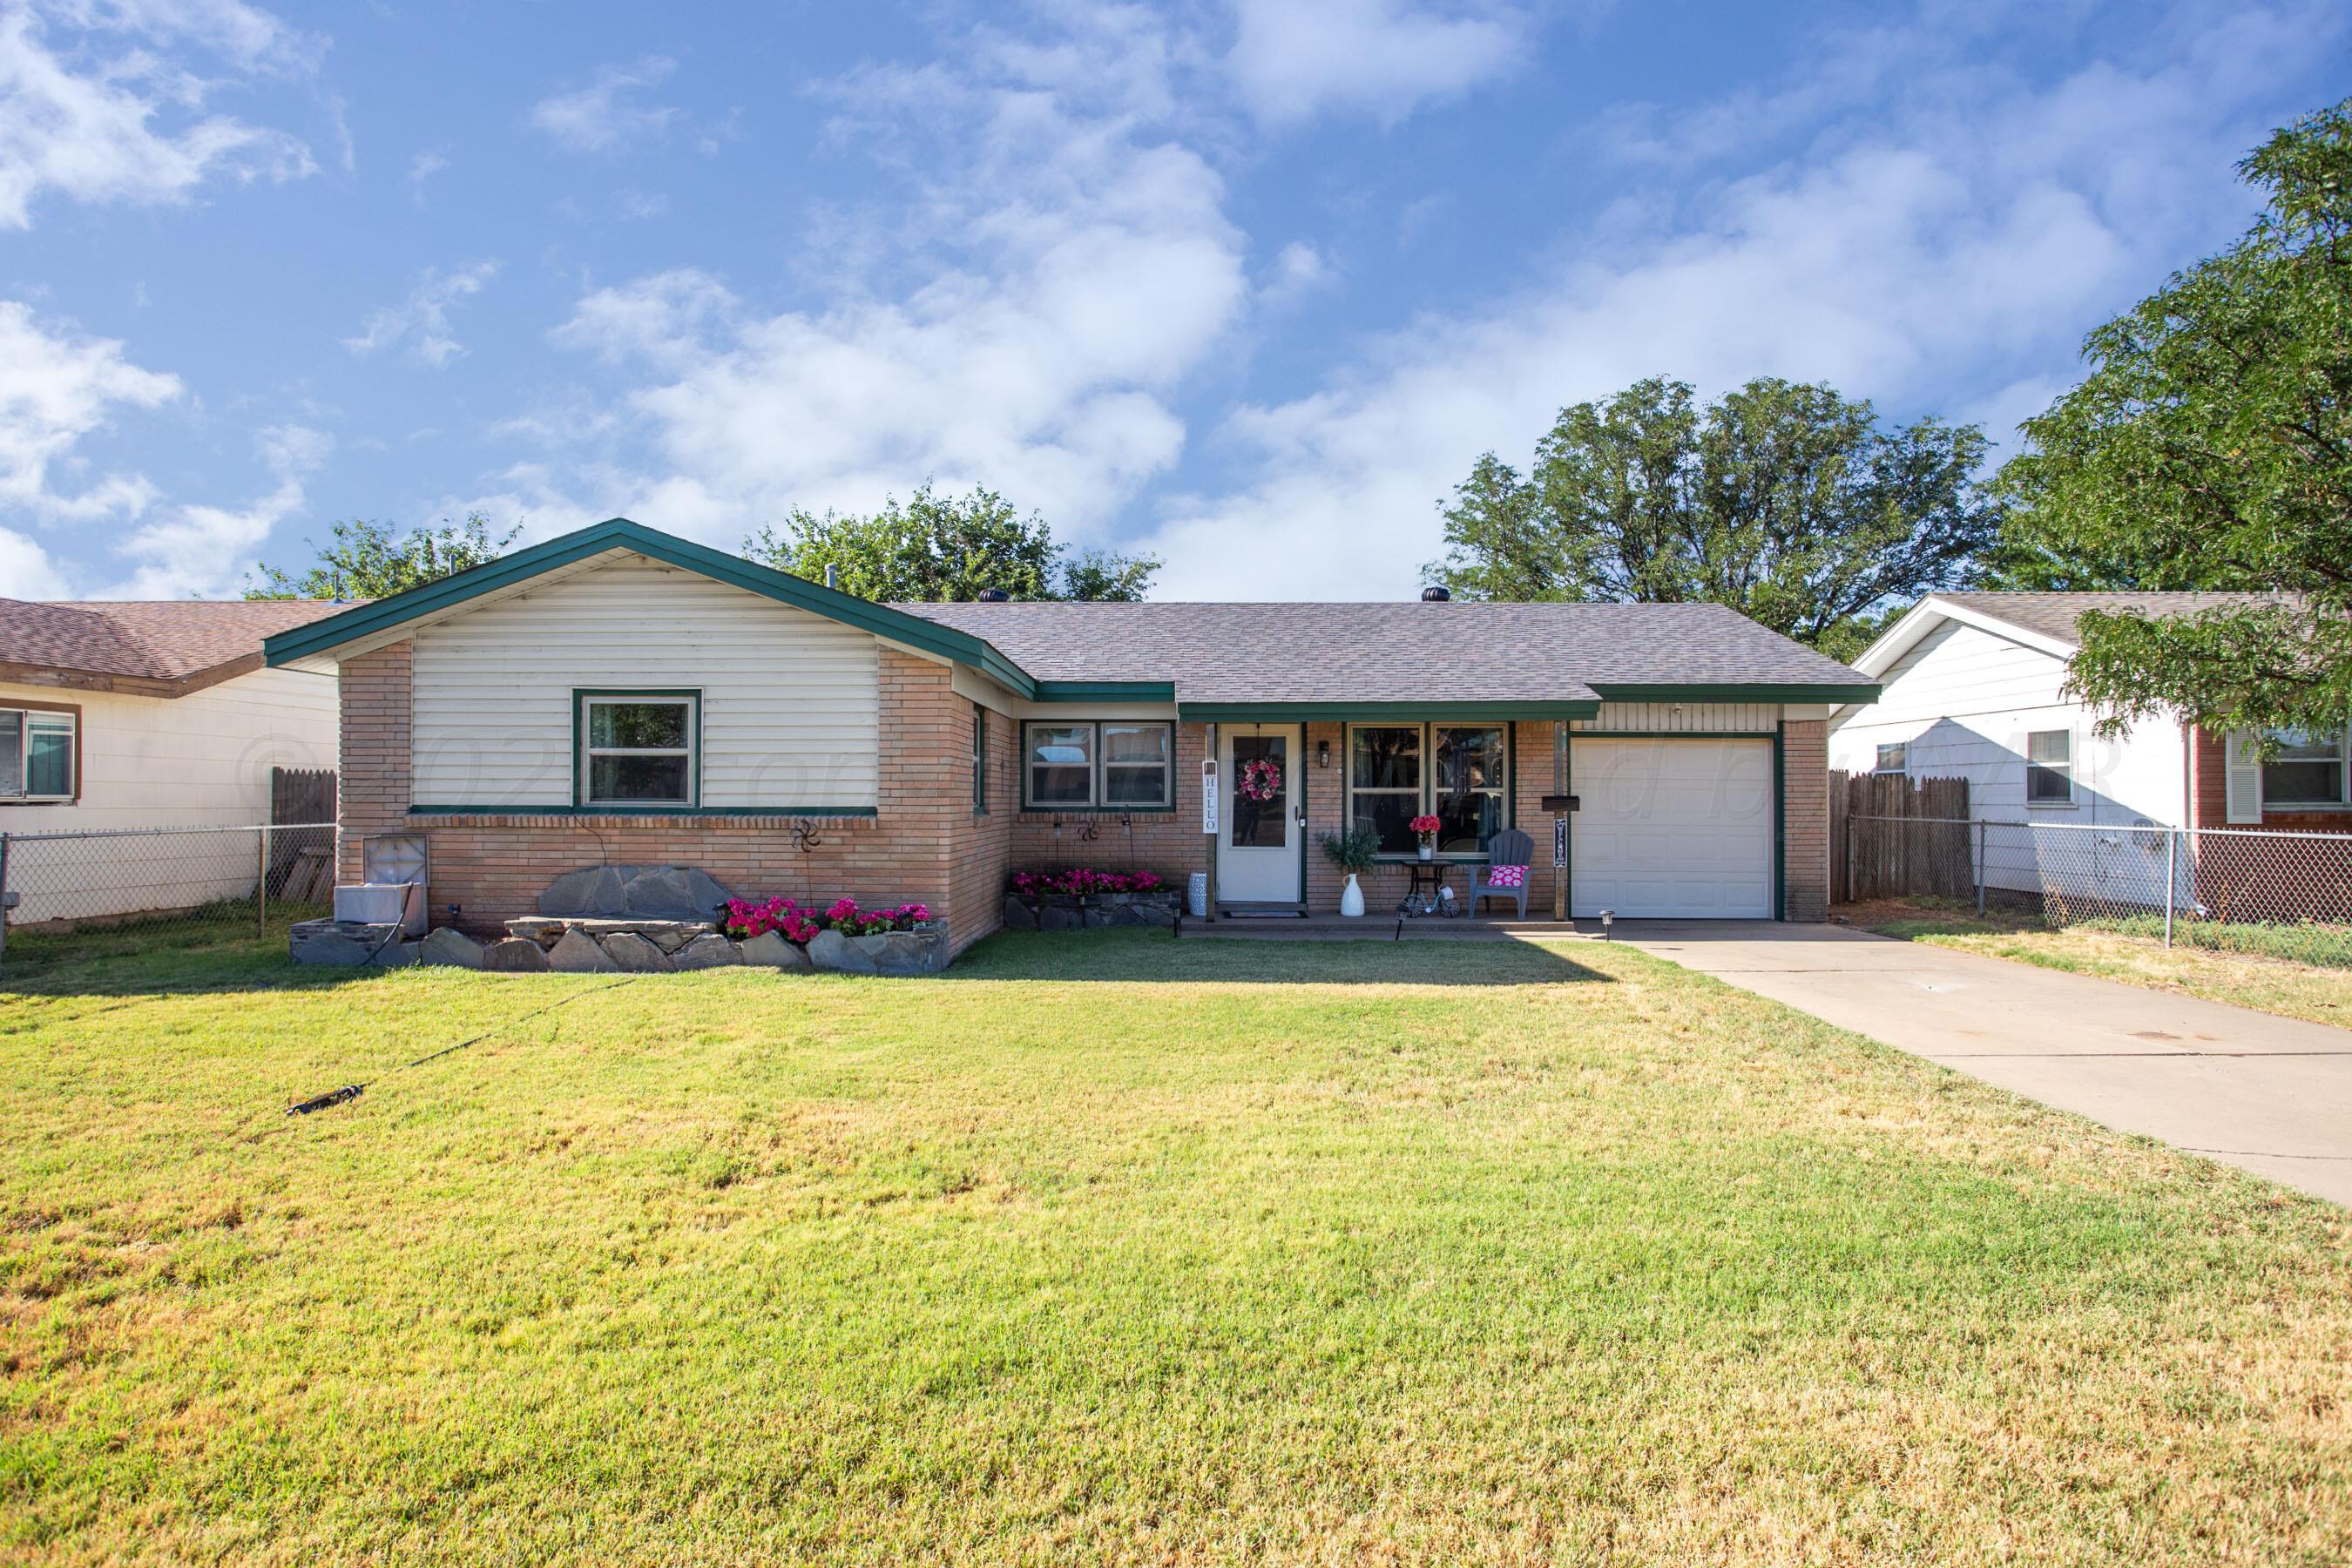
<box><xmin>538</xmin><ymin>864</ymin><xmax>734</xmax><ymax>923</ymax></box>
<box><xmin>482</xmin><ymin>937</ymin><xmax>550</xmax><ymax>972</ymax></box>
<box><xmin>672</xmin><ymin>933</ymin><xmax>743</xmax><ymax>970</ymax></box>
<box><xmin>738</xmin><ymin>930</ymin><xmax>811</xmax><ymax>970</ymax></box>
<box><xmin>1002</xmin><ymin>894</ymin><xmax>1037</xmax><ymax>931</ymax></box>
<box><xmin>868</xmin><ymin>930</ymin><xmax>942</xmax><ymax>977</ymax></box>
<box><xmin>548</xmin><ymin>928</ymin><xmax>618</xmax><ymax>972</ymax></box>
<box><xmin>417</xmin><ymin>926</ymin><xmax>483</xmax><ymax>968</ymax></box>
<box><xmin>599</xmin><ymin>931</ymin><xmax>672</xmax><ymax>971</ymax></box>
<box><xmin>806</xmin><ymin>927</ymin><xmax>877</xmax><ymax>974</ymax></box>
<box><xmin>506</xmin><ymin>916</ymin><xmax>567</xmax><ymax>949</ymax></box>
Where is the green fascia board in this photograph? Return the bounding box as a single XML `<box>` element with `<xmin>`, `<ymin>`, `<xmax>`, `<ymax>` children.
<box><xmin>1589</xmin><ymin>682</ymin><xmax>1881</xmax><ymax>704</ymax></box>
<box><xmin>1179</xmin><ymin>700</ymin><xmax>1602</xmax><ymax>721</ymax></box>
<box><xmin>408</xmin><ymin>804</ymin><xmax>879</xmax><ymax>819</ymax></box>
<box><xmin>261</xmin><ymin>517</ymin><xmax>1041</xmax><ymax>700</ymax></box>
<box><xmin>1032</xmin><ymin>680</ymin><xmax>1179</xmax><ymax>702</ymax></box>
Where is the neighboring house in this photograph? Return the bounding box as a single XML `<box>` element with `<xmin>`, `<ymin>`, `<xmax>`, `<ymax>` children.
<box><xmin>1830</xmin><ymin>591</ymin><xmax>2347</xmax><ymax>902</ymax></box>
<box><xmin>263</xmin><ymin>518</ymin><xmax>1880</xmax><ymax>953</ymax></box>
<box><xmin>0</xmin><ymin>596</ymin><xmax>344</xmax><ymax>922</ymax></box>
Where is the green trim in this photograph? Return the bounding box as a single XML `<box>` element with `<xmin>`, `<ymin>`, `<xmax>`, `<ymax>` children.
<box><xmin>1033</xmin><ymin>680</ymin><xmax>1177</xmax><ymax>702</ymax></box>
<box><xmin>1183</xmin><ymin>700</ymin><xmax>1598</xmax><ymax>721</ymax></box>
<box><xmin>1561</xmin><ymin>726</ymin><xmax>1572</xmax><ymax>917</ymax></box>
<box><xmin>1773</xmin><ymin>726</ymin><xmax>1787</xmax><ymax>922</ymax></box>
<box><xmin>408</xmin><ymin>805</ymin><xmax>878</xmax><ymax>819</ymax></box>
<box><xmin>1590</xmin><ymin>682</ymin><xmax>1880</xmax><ymax>704</ymax></box>
<box><xmin>1014</xmin><ymin>806</ymin><xmax>1179</xmax><ymax>817</ymax></box>
<box><xmin>1570</xmin><ymin>729</ymin><xmax>1780</xmax><ymax>740</ymax></box>
<box><xmin>573</xmin><ymin>687</ymin><xmax>702</xmax><ymax>810</ymax></box>
<box><xmin>260</xmin><ymin>517</ymin><xmax>1042</xmax><ymax>699</ymax></box>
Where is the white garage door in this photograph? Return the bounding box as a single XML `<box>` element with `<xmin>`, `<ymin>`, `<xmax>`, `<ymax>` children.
<box><xmin>1571</xmin><ymin>738</ymin><xmax>1774</xmax><ymax>918</ymax></box>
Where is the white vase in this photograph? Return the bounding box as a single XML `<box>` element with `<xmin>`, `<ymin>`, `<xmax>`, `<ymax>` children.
<box><xmin>1340</xmin><ymin>873</ymin><xmax>1365</xmax><ymax>917</ymax></box>
<box><xmin>1417</xmin><ymin>843</ymin><xmax>1433</xmax><ymax>862</ymax></box>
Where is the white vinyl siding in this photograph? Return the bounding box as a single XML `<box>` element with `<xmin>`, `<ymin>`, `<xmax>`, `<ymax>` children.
<box><xmin>409</xmin><ymin>555</ymin><xmax>879</xmax><ymax>809</ymax></box>
<box><xmin>1573</xmin><ymin>701</ymin><xmax>1777</xmax><ymax>732</ymax></box>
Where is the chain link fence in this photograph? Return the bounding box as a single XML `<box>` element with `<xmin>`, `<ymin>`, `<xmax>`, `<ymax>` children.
<box><xmin>1842</xmin><ymin>815</ymin><xmax>2352</xmax><ymax>969</ymax></box>
<box><xmin>0</xmin><ymin>822</ymin><xmax>336</xmax><ymax>970</ymax></box>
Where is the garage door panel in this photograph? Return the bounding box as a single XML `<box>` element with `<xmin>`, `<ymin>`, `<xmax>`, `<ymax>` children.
<box><xmin>1572</xmin><ymin>739</ymin><xmax>1773</xmax><ymax>918</ymax></box>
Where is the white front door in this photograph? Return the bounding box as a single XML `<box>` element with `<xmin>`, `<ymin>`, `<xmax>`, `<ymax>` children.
<box><xmin>1216</xmin><ymin>726</ymin><xmax>1302</xmax><ymax>904</ymax></box>
<box><xmin>1571</xmin><ymin>738</ymin><xmax>1774</xmax><ymax>918</ymax></box>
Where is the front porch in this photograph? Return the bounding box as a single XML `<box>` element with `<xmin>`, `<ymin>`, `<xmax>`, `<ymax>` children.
<box><xmin>1175</xmin><ymin>911</ymin><xmax>1601</xmax><ymax>942</ymax></box>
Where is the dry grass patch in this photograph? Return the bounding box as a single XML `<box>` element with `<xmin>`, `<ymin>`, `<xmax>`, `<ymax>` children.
<box><xmin>0</xmin><ymin>927</ymin><xmax>2347</xmax><ymax>1565</ymax></box>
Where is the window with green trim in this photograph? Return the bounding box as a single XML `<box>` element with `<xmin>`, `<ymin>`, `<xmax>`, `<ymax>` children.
<box><xmin>578</xmin><ymin>693</ymin><xmax>699</xmax><ymax>807</ymax></box>
<box><xmin>1022</xmin><ymin>720</ymin><xmax>1174</xmax><ymax>809</ymax></box>
<box><xmin>1346</xmin><ymin>722</ymin><xmax>1505</xmax><ymax>855</ymax></box>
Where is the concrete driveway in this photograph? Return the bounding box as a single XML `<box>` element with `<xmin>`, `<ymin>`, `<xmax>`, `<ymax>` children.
<box><xmin>1602</xmin><ymin>921</ymin><xmax>2352</xmax><ymax>1207</ymax></box>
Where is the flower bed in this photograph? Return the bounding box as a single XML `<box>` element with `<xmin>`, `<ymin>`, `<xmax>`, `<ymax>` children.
<box><xmin>722</xmin><ymin>896</ymin><xmax>932</xmax><ymax>944</ymax></box>
<box><xmin>1003</xmin><ymin>868</ymin><xmax>1179</xmax><ymax>931</ymax></box>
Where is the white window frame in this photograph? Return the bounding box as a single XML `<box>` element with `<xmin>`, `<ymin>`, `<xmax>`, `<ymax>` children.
<box><xmin>2024</xmin><ymin>728</ymin><xmax>2074</xmax><ymax>808</ymax></box>
<box><xmin>2259</xmin><ymin>725</ymin><xmax>2351</xmax><ymax>808</ymax></box>
<box><xmin>1020</xmin><ymin>720</ymin><xmax>1176</xmax><ymax>812</ymax></box>
<box><xmin>0</xmin><ymin>706</ymin><xmax>77</xmax><ymax>803</ymax></box>
<box><xmin>576</xmin><ymin>692</ymin><xmax>700</xmax><ymax>809</ymax></box>
<box><xmin>1873</xmin><ymin>741</ymin><xmax>1908</xmax><ymax>775</ymax></box>
<box><xmin>1344</xmin><ymin>720</ymin><xmax>1509</xmax><ymax>860</ymax></box>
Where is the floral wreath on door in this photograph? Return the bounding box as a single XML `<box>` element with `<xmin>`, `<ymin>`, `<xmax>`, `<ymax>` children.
<box><xmin>1236</xmin><ymin>756</ymin><xmax>1283</xmax><ymax>803</ymax></box>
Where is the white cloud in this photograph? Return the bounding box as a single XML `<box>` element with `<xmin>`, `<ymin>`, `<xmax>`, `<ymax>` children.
<box><xmin>1226</xmin><ymin>0</ymin><xmax>1530</xmax><ymax>126</ymax></box>
<box><xmin>405</xmin><ymin>145</ymin><xmax>449</xmax><ymax>203</ymax></box>
<box><xmin>1261</xmin><ymin>240</ymin><xmax>1333</xmax><ymax>305</ymax></box>
<box><xmin>109</xmin><ymin>421</ymin><xmax>328</xmax><ymax>598</ymax></box>
<box><xmin>0</xmin><ymin>298</ymin><xmax>179</xmax><ymax>525</ymax></box>
<box><xmin>520</xmin><ymin>12</ymin><xmax>1248</xmax><ymax>547</ymax></box>
<box><xmin>344</xmin><ymin>260</ymin><xmax>498</xmax><ymax>368</ymax></box>
<box><xmin>1139</xmin><ymin>0</ymin><xmax>2333</xmax><ymax>598</ymax></box>
<box><xmin>527</xmin><ymin>56</ymin><xmax>678</xmax><ymax>153</ymax></box>
<box><xmin>0</xmin><ymin>526</ymin><xmax>71</xmax><ymax>597</ymax></box>
<box><xmin>0</xmin><ymin>0</ymin><xmax>317</xmax><ymax>229</ymax></box>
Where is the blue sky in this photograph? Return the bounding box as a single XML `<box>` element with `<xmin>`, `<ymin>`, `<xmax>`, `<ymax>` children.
<box><xmin>1</xmin><ymin>0</ymin><xmax>2344</xmax><ymax>603</ymax></box>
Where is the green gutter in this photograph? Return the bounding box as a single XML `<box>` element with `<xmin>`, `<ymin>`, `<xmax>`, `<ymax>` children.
<box><xmin>260</xmin><ymin>517</ymin><xmax>1042</xmax><ymax>700</ymax></box>
<box><xmin>1179</xmin><ymin>700</ymin><xmax>1601</xmax><ymax>722</ymax></box>
<box><xmin>1590</xmin><ymin>682</ymin><xmax>1880</xmax><ymax>704</ymax></box>
<box><xmin>1032</xmin><ymin>680</ymin><xmax>1178</xmax><ymax>702</ymax></box>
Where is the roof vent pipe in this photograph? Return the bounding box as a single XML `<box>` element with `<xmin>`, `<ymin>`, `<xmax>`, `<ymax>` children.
<box><xmin>977</xmin><ymin>587</ymin><xmax>1011</xmax><ymax>603</ymax></box>
<box><xmin>1420</xmin><ymin>585</ymin><xmax>1450</xmax><ymax>602</ymax></box>
<box><xmin>824</xmin><ymin>564</ymin><xmax>839</xmax><ymax>590</ymax></box>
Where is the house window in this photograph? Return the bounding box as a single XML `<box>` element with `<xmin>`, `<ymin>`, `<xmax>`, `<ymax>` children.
<box><xmin>1022</xmin><ymin>721</ymin><xmax>1176</xmax><ymax>810</ymax></box>
<box><xmin>578</xmin><ymin>693</ymin><xmax>698</xmax><ymax>807</ymax></box>
<box><xmin>2025</xmin><ymin>729</ymin><xmax>2073</xmax><ymax>805</ymax></box>
<box><xmin>971</xmin><ymin>703</ymin><xmax>989</xmax><ymax>812</ymax></box>
<box><xmin>1347</xmin><ymin>722</ymin><xmax>1507</xmax><ymax>855</ymax></box>
<box><xmin>1874</xmin><ymin>741</ymin><xmax>1907</xmax><ymax>774</ymax></box>
<box><xmin>2262</xmin><ymin>727</ymin><xmax>2349</xmax><ymax>805</ymax></box>
<box><xmin>0</xmin><ymin>708</ymin><xmax>76</xmax><ymax>801</ymax></box>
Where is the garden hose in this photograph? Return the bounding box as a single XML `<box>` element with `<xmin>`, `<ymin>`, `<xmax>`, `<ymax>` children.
<box><xmin>283</xmin><ymin>977</ymin><xmax>639</xmax><ymax>1115</ymax></box>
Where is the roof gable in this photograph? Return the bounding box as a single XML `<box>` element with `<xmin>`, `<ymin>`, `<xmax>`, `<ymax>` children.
<box><xmin>262</xmin><ymin>517</ymin><xmax>1039</xmax><ymax>696</ymax></box>
<box><xmin>2</xmin><ymin>595</ymin><xmax>348</xmax><ymax>696</ymax></box>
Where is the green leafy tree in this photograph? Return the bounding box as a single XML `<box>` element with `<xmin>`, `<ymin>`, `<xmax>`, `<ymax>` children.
<box><xmin>246</xmin><ymin>515</ymin><xmax>517</xmax><ymax>600</ymax></box>
<box><xmin>744</xmin><ymin>483</ymin><xmax>1159</xmax><ymax>601</ymax></box>
<box><xmin>1430</xmin><ymin>376</ymin><xmax>1997</xmax><ymax>662</ymax></box>
<box><xmin>1991</xmin><ymin>98</ymin><xmax>2352</xmax><ymax>735</ymax></box>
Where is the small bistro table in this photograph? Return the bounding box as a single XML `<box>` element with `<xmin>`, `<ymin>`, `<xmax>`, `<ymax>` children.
<box><xmin>1394</xmin><ymin>860</ymin><xmax>1459</xmax><ymax>938</ymax></box>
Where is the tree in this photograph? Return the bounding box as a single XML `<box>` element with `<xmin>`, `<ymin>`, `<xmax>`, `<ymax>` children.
<box><xmin>247</xmin><ymin>515</ymin><xmax>517</xmax><ymax>600</ymax></box>
<box><xmin>1429</xmin><ymin>376</ymin><xmax>1997</xmax><ymax>662</ymax></box>
<box><xmin>744</xmin><ymin>483</ymin><xmax>1159</xmax><ymax>601</ymax></box>
<box><xmin>1991</xmin><ymin>97</ymin><xmax>2352</xmax><ymax>736</ymax></box>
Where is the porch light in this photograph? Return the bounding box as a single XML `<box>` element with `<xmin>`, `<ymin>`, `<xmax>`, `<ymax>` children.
<box><xmin>1316</xmin><ymin>740</ymin><xmax>1331</xmax><ymax>768</ymax></box>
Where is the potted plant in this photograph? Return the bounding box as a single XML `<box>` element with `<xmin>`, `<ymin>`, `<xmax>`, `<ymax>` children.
<box><xmin>1318</xmin><ymin>826</ymin><xmax>1380</xmax><ymax>917</ymax></box>
<box><xmin>1409</xmin><ymin>814</ymin><xmax>1442</xmax><ymax>862</ymax></box>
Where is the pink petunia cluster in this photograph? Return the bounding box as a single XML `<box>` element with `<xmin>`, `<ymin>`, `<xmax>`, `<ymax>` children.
<box><xmin>721</xmin><ymin>895</ymin><xmax>931</xmax><ymax>943</ymax></box>
<box><xmin>1009</xmin><ymin>867</ymin><xmax>1166</xmax><ymax>899</ymax></box>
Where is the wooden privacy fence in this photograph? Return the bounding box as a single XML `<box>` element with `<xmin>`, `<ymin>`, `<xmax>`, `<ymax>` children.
<box><xmin>1828</xmin><ymin>772</ymin><xmax>1972</xmax><ymax>902</ymax></box>
<box><xmin>267</xmin><ymin>767</ymin><xmax>337</xmax><ymax>902</ymax></box>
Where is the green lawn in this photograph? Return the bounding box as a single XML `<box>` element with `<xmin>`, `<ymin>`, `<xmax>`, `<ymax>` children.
<box><xmin>3</xmin><ymin>928</ymin><xmax>2349</xmax><ymax>1565</ymax></box>
<box><xmin>1841</xmin><ymin>896</ymin><xmax>2352</xmax><ymax>1031</ymax></box>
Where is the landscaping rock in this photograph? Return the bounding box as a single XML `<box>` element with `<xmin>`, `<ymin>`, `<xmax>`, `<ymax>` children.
<box><xmin>507</xmin><ymin>917</ymin><xmax>567</xmax><ymax>949</ymax></box>
<box><xmin>1040</xmin><ymin>902</ymin><xmax>1083</xmax><ymax>932</ymax></box>
<box><xmin>648</xmin><ymin>926</ymin><xmax>701</xmax><ymax>954</ymax></box>
<box><xmin>1001</xmin><ymin>894</ymin><xmax>1037</xmax><ymax>930</ymax></box>
<box><xmin>806</xmin><ymin>927</ymin><xmax>877</xmax><ymax>974</ymax></box>
<box><xmin>539</xmin><ymin>866</ymin><xmax>625</xmax><ymax>918</ymax></box>
<box><xmin>548</xmin><ymin>928</ymin><xmax>618</xmax><ymax>972</ymax></box>
<box><xmin>540</xmin><ymin>865</ymin><xmax>734</xmax><ymax>923</ymax></box>
<box><xmin>672</xmin><ymin>933</ymin><xmax>742</xmax><ymax>970</ymax></box>
<box><xmin>599</xmin><ymin>932</ymin><xmax>672</xmax><ymax>971</ymax></box>
<box><xmin>1131</xmin><ymin>900</ymin><xmax>1176</xmax><ymax>927</ymax></box>
<box><xmin>738</xmin><ymin>931</ymin><xmax>811</xmax><ymax>970</ymax></box>
<box><xmin>418</xmin><ymin>926</ymin><xmax>483</xmax><ymax>968</ymax></box>
<box><xmin>1083</xmin><ymin>903</ymin><xmax>1118</xmax><ymax>928</ymax></box>
<box><xmin>289</xmin><ymin>918</ymin><xmax>399</xmax><ymax>966</ymax></box>
<box><xmin>482</xmin><ymin>937</ymin><xmax>550</xmax><ymax>972</ymax></box>
<box><xmin>869</xmin><ymin>930</ymin><xmax>938</xmax><ymax>977</ymax></box>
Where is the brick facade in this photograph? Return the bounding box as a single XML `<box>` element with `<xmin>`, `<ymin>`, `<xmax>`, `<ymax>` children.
<box><xmin>2186</xmin><ymin>722</ymin><xmax>2352</xmax><ymax>834</ymax></box>
<box><xmin>1779</xmin><ymin>718</ymin><xmax>1829</xmax><ymax>921</ymax></box>
<box><xmin>338</xmin><ymin>641</ymin><xmax>1014</xmax><ymax>954</ymax></box>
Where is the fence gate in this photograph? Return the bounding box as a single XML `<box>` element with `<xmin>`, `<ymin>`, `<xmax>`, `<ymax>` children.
<box><xmin>1829</xmin><ymin>772</ymin><xmax>1972</xmax><ymax>902</ymax></box>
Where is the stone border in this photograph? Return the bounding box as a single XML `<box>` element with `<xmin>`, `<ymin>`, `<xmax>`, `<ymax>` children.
<box><xmin>294</xmin><ymin>916</ymin><xmax>952</xmax><ymax>976</ymax></box>
<box><xmin>999</xmin><ymin>888</ymin><xmax>1180</xmax><ymax>932</ymax></box>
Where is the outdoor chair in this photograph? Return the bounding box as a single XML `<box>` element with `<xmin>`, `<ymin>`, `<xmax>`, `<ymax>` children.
<box><xmin>1467</xmin><ymin>828</ymin><xmax>1535</xmax><ymax>919</ymax></box>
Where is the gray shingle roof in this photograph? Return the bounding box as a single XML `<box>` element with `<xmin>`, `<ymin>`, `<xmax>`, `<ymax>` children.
<box><xmin>1933</xmin><ymin>591</ymin><xmax>2296</xmax><ymax>649</ymax></box>
<box><xmin>895</xmin><ymin>599</ymin><xmax>1874</xmax><ymax>705</ymax></box>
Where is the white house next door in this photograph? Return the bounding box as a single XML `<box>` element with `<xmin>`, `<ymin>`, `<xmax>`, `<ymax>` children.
<box><xmin>1216</xmin><ymin>725</ymin><xmax>1302</xmax><ymax>905</ymax></box>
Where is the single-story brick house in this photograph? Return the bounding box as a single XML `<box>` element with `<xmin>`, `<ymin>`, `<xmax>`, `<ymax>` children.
<box><xmin>263</xmin><ymin>518</ymin><xmax>1879</xmax><ymax>954</ymax></box>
